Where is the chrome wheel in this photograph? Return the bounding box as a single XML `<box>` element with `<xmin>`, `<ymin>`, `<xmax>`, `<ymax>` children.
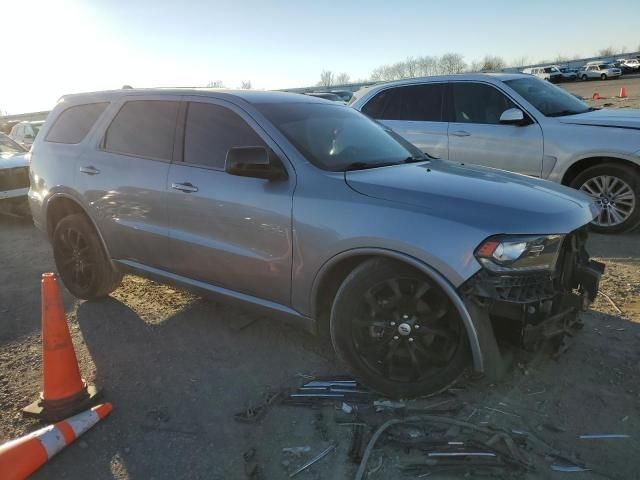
<box><xmin>351</xmin><ymin>277</ymin><xmax>462</xmax><ymax>383</ymax></box>
<box><xmin>580</xmin><ymin>175</ymin><xmax>636</xmax><ymax>228</ymax></box>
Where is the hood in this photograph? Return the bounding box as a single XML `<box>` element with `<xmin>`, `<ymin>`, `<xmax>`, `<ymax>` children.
<box><xmin>345</xmin><ymin>160</ymin><xmax>597</xmax><ymax>235</ymax></box>
<box><xmin>557</xmin><ymin>108</ymin><xmax>640</xmax><ymax>129</ymax></box>
<box><xmin>0</xmin><ymin>152</ymin><xmax>30</xmax><ymax>169</ymax></box>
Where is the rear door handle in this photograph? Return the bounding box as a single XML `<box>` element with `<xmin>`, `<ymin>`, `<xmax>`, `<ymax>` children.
<box><xmin>171</xmin><ymin>182</ymin><xmax>198</xmax><ymax>193</ymax></box>
<box><xmin>450</xmin><ymin>130</ymin><xmax>471</xmax><ymax>137</ymax></box>
<box><xmin>79</xmin><ymin>165</ymin><xmax>100</xmax><ymax>175</ymax></box>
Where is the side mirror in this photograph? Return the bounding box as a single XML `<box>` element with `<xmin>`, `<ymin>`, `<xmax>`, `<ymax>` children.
<box><xmin>499</xmin><ymin>108</ymin><xmax>526</xmax><ymax>125</ymax></box>
<box><xmin>225</xmin><ymin>146</ymin><xmax>286</xmax><ymax>180</ymax></box>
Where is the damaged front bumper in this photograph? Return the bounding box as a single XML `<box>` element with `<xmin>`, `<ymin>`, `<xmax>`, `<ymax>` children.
<box><xmin>461</xmin><ymin>228</ymin><xmax>605</xmax><ymax>350</ymax></box>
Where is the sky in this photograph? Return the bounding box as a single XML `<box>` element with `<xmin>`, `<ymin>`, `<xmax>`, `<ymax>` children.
<box><xmin>1</xmin><ymin>0</ymin><xmax>639</xmax><ymax>114</ymax></box>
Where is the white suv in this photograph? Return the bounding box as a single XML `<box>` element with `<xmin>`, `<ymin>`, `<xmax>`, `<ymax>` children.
<box><xmin>351</xmin><ymin>73</ymin><xmax>640</xmax><ymax>233</ymax></box>
<box><xmin>522</xmin><ymin>66</ymin><xmax>562</xmax><ymax>83</ymax></box>
<box><xmin>578</xmin><ymin>63</ymin><xmax>621</xmax><ymax>81</ymax></box>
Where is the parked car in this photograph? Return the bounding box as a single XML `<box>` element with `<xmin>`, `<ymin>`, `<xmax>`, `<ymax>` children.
<box><xmin>522</xmin><ymin>66</ymin><xmax>562</xmax><ymax>83</ymax></box>
<box><xmin>351</xmin><ymin>73</ymin><xmax>640</xmax><ymax>233</ymax></box>
<box><xmin>557</xmin><ymin>66</ymin><xmax>578</xmax><ymax>81</ymax></box>
<box><xmin>330</xmin><ymin>90</ymin><xmax>354</xmax><ymax>102</ymax></box>
<box><xmin>303</xmin><ymin>92</ymin><xmax>344</xmax><ymax>102</ymax></box>
<box><xmin>0</xmin><ymin>133</ymin><xmax>30</xmax><ymax>216</ymax></box>
<box><xmin>29</xmin><ymin>89</ymin><xmax>603</xmax><ymax>397</ymax></box>
<box><xmin>611</xmin><ymin>61</ymin><xmax>635</xmax><ymax>74</ymax></box>
<box><xmin>616</xmin><ymin>58</ymin><xmax>640</xmax><ymax>71</ymax></box>
<box><xmin>9</xmin><ymin>120</ymin><xmax>45</xmax><ymax>148</ymax></box>
<box><xmin>577</xmin><ymin>64</ymin><xmax>621</xmax><ymax>80</ymax></box>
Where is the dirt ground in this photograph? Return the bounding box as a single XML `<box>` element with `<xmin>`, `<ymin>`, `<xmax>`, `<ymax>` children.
<box><xmin>2</xmin><ymin>89</ymin><xmax>640</xmax><ymax>478</ymax></box>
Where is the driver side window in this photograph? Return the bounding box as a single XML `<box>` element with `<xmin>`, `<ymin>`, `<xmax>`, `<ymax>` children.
<box><xmin>451</xmin><ymin>83</ymin><xmax>517</xmax><ymax>125</ymax></box>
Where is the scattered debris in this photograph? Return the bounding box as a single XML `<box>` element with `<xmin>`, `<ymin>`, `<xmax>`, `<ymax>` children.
<box><xmin>551</xmin><ymin>463</ymin><xmax>591</xmax><ymax>472</ymax></box>
<box><xmin>284</xmin><ymin>378</ymin><xmax>371</xmax><ymax>406</ymax></box>
<box><xmin>542</xmin><ymin>423</ymin><xmax>567</xmax><ymax>433</ymax></box>
<box><xmin>579</xmin><ymin>434</ymin><xmax>629</xmax><ymax>440</ymax></box>
<box><xmin>234</xmin><ymin>390</ymin><xmax>284</xmax><ymax>423</ymax></box>
<box><xmin>341</xmin><ymin>402</ymin><xmax>354</xmax><ymax>414</ymax></box>
<box><xmin>282</xmin><ymin>446</ymin><xmax>311</xmax><ymax>455</ymax></box>
<box><xmin>599</xmin><ymin>291</ymin><xmax>623</xmax><ymax>314</ymax></box>
<box><xmin>288</xmin><ymin>443</ymin><xmax>337</xmax><ymax>478</ymax></box>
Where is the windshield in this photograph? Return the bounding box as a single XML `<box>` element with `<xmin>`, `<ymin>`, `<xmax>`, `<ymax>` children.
<box><xmin>256</xmin><ymin>102</ymin><xmax>421</xmax><ymax>171</ymax></box>
<box><xmin>504</xmin><ymin>76</ymin><xmax>590</xmax><ymax>117</ymax></box>
<box><xmin>0</xmin><ymin>134</ymin><xmax>26</xmax><ymax>154</ymax></box>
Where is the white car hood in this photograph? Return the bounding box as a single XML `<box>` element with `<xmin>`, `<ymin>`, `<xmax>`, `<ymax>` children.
<box><xmin>557</xmin><ymin>108</ymin><xmax>640</xmax><ymax>130</ymax></box>
<box><xmin>0</xmin><ymin>152</ymin><xmax>30</xmax><ymax>169</ymax></box>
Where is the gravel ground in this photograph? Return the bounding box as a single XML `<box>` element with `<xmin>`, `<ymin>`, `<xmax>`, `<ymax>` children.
<box><xmin>1</xmin><ymin>214</ymin><xmax>639</xmax><ymax>479</ymax></box>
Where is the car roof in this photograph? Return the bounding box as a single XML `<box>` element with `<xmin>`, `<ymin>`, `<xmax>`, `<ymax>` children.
<box><xmin>58</xmin><ymin>88</ymin><xmax>334</xmax><ymax>107</ymax></box>
<box><xmin>358</xmin><ymin>72</ymin><xmax>531</xmax><ymax>90</ymax></box>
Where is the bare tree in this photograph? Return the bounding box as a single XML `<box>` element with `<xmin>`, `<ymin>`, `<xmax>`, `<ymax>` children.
<box><xmin>598</xmin><ymin>46</ymin><xmax>615</xmax><ymax>57</ymax></box>
<box><xmin>474</xmin><ymin>55</ymin><xmax>506</xmax><ymax>72</ymax></box>
<box><xmin>206</xmin><ymin>80</ymin><xmax>225</xmax><ymax>88</ymax></box>
<box><xmin>317</xmin><ymin>70</ymin><xmax>334</xmax><ymax>87</ymax></box>
<box><xmin>240</xmin><ymin>80</ymin><xmax>252</xmax><ymax>90</ymax></box>
<box><xmin>416</xmin><ymin>56</ymin><xmax>438</xmax><ymax>76</ymax></box>
<box><xmin>335</xmin><ymin>72</ymin><xmax>351</xmax><ymax>85</ymax></box>
<box><xmin>438</xmin><ymin>53</ymin><xmax>466</xmax><ymax>74</ymax></box>
<box><xmin>510</xmin><ymin>56</ymin><xmax>530</xmax><ymax>68</ymax></box>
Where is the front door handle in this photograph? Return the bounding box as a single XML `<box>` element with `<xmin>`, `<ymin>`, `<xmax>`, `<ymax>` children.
<box><xmin>171</xmin><ymin>182</ymin><xmax>198</xmax><ymax>193</ymax></box>
<box><xmin>79</xmin><ymin>165</ymin><xmax>100</xmax><ymax>175</ymax></box>
<box><xmin>450</xmin><ymin>130</ymin><xmax>471</xmax><ymax>137</ymax></box>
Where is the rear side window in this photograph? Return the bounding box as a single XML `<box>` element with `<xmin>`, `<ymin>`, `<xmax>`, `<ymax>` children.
<box><xmin>183</xmin><ymin>102</ymin><xmax>265</xmax><ymax>169</ymax></box>
<box><xmin>45</xmin><ymin>103</ymin><xmax>109</xmax><ymax>144</ymax></box>
<box><xmin>104</xmin><ymin>100</ymin><xmax>179</xmax><ymax>161</ymax></box>
<box><xmin>363</xmin><ymin>84</ymin><xmax>444</xmax><ymax>122</ymax></box>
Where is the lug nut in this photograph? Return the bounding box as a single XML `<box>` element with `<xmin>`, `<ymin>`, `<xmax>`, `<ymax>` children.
<box><xmin>393</xmin><ymin>335</ymin><xmax>399</xmax><ymax>340</ymax></box>
<box><xmin>402</xmin><ymin>314</ymin><xmax>409</xmax><ymax>319</ymax></box>
<box><xmin>408</xmin><ymin>337</ymin><xmax>414</xmax><ymax>342</ymax></box>
<box><xmin>414</xmin><ymin>324</ymin><xmax>420</xmax><ymax>329</ymax></box>
<box><xmin>390</xmin><ymin>321</ymin><xmax>396</xmax><ymax>326</ymax></box>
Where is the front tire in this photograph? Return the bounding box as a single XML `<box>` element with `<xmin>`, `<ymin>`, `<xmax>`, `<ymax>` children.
<box><xmin>52</xmin><ymin>214</ymin><xmax>123</xmax><ymax>299</ymax></box>
<box><xmin>601</xmin><ymin>73</ymin><xmax>607</xmax><ymax>80</ymax></box>
<box><xmin>581</xmin><ymin>74</ymin><xmax>588</xmax><ymax>81</ymax></box>
<box><xmin>570</xmin><ymin>163</ymin><xmax>640</xmax><ymax>233</ymax></box>
<box><xmin>330</xmin><ymin>259</ymin><xmax>470</xmax><ymax>398</ymax></box>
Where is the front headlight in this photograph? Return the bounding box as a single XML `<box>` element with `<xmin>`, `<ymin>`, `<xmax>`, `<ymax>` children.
<box><xmin>475</xmin><ymin>235</ymin><xmax>564</xmax><ymax>273</ymax></box>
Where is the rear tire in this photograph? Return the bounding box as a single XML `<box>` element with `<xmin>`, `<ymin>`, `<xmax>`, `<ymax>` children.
<box><xmin>330</xmin><ymin>259</ymin><xmax>470</xmax><ymax>398</ymax></box>
<box><xmin>581</xmin><ymin>74</ymin><xmax>588</xmax><ymax>81</ymax></box>
<box><xmin>52</xmin><ymin>214</ymin><xmax>123</xmax><ymax>299</ymax></box>
<box><xmin>570</xmin><ymin>163</ymin><xmax>640</xmax><ymax>234</ymax></box>
<box><xmin>600</xmin><ymin>73</ymin><xmax>607</xmax><ymax>80</ymax></box>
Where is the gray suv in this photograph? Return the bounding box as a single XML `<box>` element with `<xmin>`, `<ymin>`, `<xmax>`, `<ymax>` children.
<box><xmin>29</xmin><ymin>89</ymin><xmax>603</xmax><ymax>397</ymax></box>
<box><xmin>351</xmin><ymin>74</ymin><xmax>640</xmax><ymax>233</ymax></box>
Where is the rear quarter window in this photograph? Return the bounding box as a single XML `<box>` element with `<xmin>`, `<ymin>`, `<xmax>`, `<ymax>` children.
<box><xmin>45</xmin><ymin>103</ymin><xmax>109</xmax><ymax>144</ymax></box>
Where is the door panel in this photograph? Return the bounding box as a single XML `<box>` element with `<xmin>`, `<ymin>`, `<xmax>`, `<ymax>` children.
<box><xmin>447</xmin><ymin>82</ymin><xmax>543</xmax><ymax>177</ymax></box>
<box><xmin>380</xmin><ymin>120</ymin><xmax>449</xmax><ymax>160</ymax></box>
<box><xmin>167</xmin><ymin>99</ymin><xmax>294</xmax><ymax>305</ymax></box>
<box><xmin>76</xmin><ymin>97</ymin><xmax>180</xmax><ymax>268</ymax></box>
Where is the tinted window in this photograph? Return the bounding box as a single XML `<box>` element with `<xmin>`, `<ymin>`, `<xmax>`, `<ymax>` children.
<box><xmin>183</xmin><ymin>103</ymin><xmax>265</xmax><ymax>169</ymax></box>
<box><xmin>256</xmin><ymin>103</ymin><xmax>420</xmax><ymax>171</ymax></box>
<box><xmin>361</xmin><ymin>89</ymin><xmax>393</xmax><ymax>119</ymax></box>
<box><xmin>46</xmin><ymin>103</ymin><xmax>108</xmax><ymax>144</ymax></box>
<box><xmin>104</xmin><ymin>101</ymin><xmax>179</xmax><ymax>160</ymax></box>
<box><xmin>381</xmin><ymin>84</ymin><xmax>444</xmax><ymax>121</ymax></box>
<box><xmin>451</xmin><ymin>83</ymin><xmax>516</xmax><ymax>124</ymax></box>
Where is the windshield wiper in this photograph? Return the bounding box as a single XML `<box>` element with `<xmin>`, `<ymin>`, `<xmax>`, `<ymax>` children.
<box><xmin>403</xmin><ymin>155</ymin><xmax>427</xmax><ymax>163</ymax></box>
<box><xmin>546</xmin><ymin>110</ymin><xmax>581</xmax><ymax>118</ymax></box>
<box><xmin>342</xmin><ymin>161</ymin><xmax>400</xmax><ymax>172</ymax></box>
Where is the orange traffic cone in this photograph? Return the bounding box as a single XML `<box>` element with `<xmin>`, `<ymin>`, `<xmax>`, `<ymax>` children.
<box><xmin>0</xmin><ymin>403</ymin><xmax>112</xmax><ymax>480</ymax></box>
<box><xmin>619</xmin><ymin>87</ymin><xmax>627</xmax><ymax>98</ymax></box>
<box><xmin>23</xmin><ymin>273</ymin><xmax>100</xmax><ymax>421</ymax></box>
<box><xmin>592</xmin><ymin>92</ymin><xmax>601</xmax><ymax>100</ymax></box>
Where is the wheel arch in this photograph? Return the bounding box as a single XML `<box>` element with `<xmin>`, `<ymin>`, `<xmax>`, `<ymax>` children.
<box><xmin>45</xmin><ymin>193</ymin><xmax>114</xmax><ymax>264</ymax></box>
<box><xmin>561</xmin><ymin>155</ymin><xmax>640</xmax><ymax>187</ymax></box>
<box><xmin>311</xmin><ymin>248</ymin><xmax>484</xmax><ymax>373</ymax></box>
